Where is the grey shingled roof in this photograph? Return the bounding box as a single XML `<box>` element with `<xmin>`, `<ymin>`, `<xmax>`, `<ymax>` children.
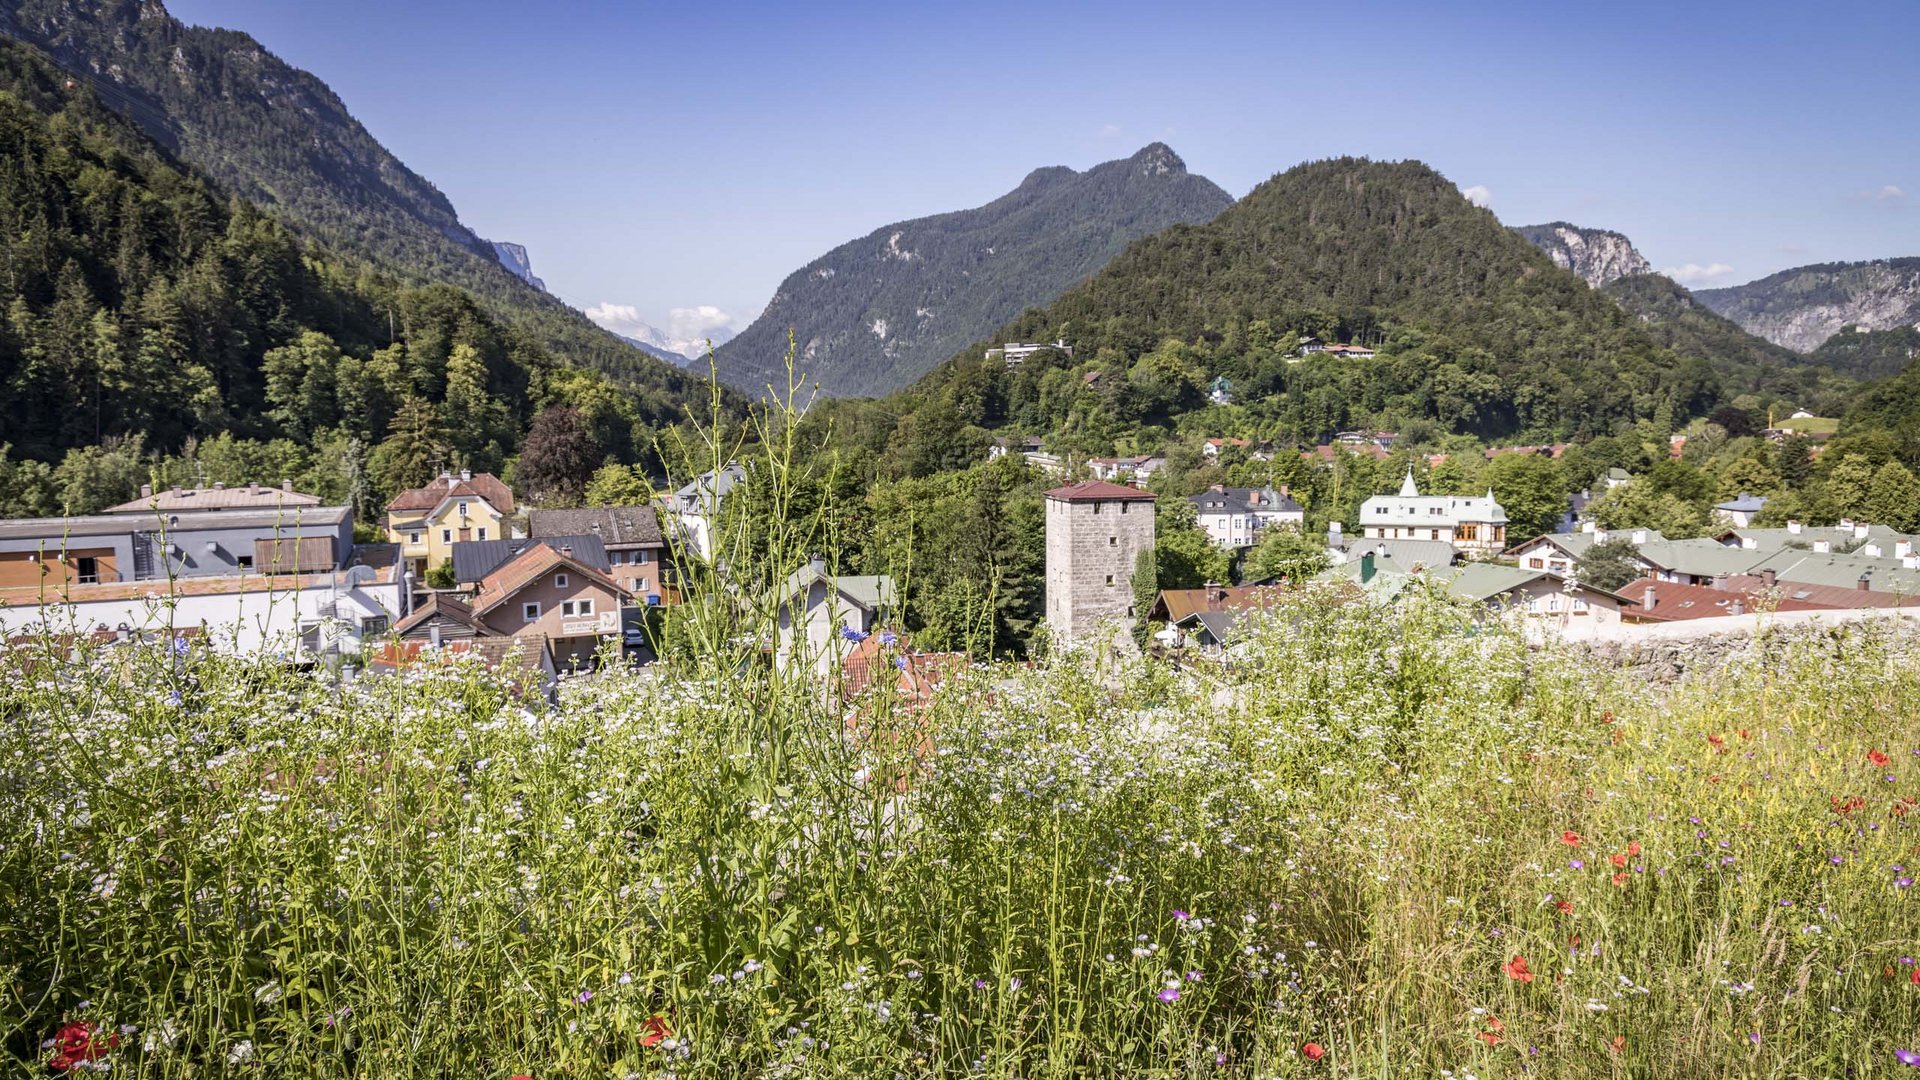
<box><xmin>450</xmin><ymin>535</ymin><xmax>609</xmax><ymax>584</ymax></box>
<box><xmin>528</xmin><ymin>505</ymin><xmax>664</xmax><ymax>548</ymax></box>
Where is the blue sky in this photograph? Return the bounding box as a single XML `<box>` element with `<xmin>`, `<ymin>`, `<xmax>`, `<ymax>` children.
<box><xmin>166</xmin><ymin>0</ymin><xmax>1919</xmax><ymax>343</ymax></box>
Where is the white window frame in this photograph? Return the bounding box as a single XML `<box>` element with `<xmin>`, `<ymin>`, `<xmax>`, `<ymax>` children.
<box><xmin>555</xmin><ymin>573</ymin><xmax>569</xmax><ymax>589</ymax></box>
<box><xmin>458</xmin><ymin>501</ymin><xmax>470</xmax><ymax>517</ymax></box>
<box><xmin>477</xmin><ymin>527</ymin><xmax>488</xmax><ymax>541</ymax></box>
<box><xmin>409</xmin><ymin>531</ymin><xmax>422</xmax><ymax>545</ymax></box>
<box><xmin>441</xmin><ymin>529</ymin><xmax>452</xmax><ymax>544</ymax></box>
<box><xmin>561</xmin><ymin>599</ymin><xmax>594</xmax><ymax>617</ymax></box>
<box><xmin>522</xmin><ymin>602</ymin><xmax>541</xmax><ymax>623</ymax></box>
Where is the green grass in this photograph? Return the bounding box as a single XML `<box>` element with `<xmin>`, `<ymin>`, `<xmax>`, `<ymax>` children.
<box><xmin>4</xmin><ymin>592</ymin><xmax>1920</xmax><ymax>1077</ymax></box>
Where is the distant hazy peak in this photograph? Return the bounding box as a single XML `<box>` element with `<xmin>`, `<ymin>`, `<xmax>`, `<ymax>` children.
<box><xmin>1129</xmin><ymin>141</ymin><xmax>1185</xmax><ymax>175</ymax></box>
<box><xmin>1513</xmin><ymin>222</ymin><xmax>1652</xmax><ymax>288</ymax></box>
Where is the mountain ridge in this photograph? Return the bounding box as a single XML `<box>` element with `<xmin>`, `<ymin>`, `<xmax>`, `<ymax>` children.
<box><xmin>1697</xmin><ymin>257</ymin><xmax>1920</xmax><ymax>352</ymax></box>
<box><xmin>711</xmin><ymin>142</ymin><xmax>1233</xmax><ymax>397</ymax></box>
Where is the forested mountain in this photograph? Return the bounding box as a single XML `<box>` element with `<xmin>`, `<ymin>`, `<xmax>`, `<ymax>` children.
<box><xmin>1698</xmin><ymin>258</ymin><xmax>1920</xmax><ymax>352</ymax></box>
<box><xmin>891</xmin><ymin>157</ymin><xmax>1835</xmax><ymax>456</ymax></box>
<box><xmin>0</xmin><ymin>0</ymin><xmax>708</xmax><ymax>402</ymax></box>
<box><xmin>1513</xmin><ymin>222</ymin><xmax>1651</xmax><ymax>287</ymax></box>
<box><xmin>1599</xmin><ymin>272</ymin><xmax>1840</xmax><ymax>397</ymax></box>
<box><xmin>1810</xmin><ymin>325</ymin><xmax>1920</xmax><ymax>381</ymax></box>
<box><xmin>0</xmin><ymin>34</ymin><xmax>681</xmax><ymax>518</ymax></box>
<box><xmin>712</xmin><ymin>143</ymin><xmax>1233</xmax><ymax>397</ymax></box>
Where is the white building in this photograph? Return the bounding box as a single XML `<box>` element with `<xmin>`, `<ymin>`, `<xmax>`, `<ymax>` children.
<box><xmin>1359</xmin><ymin>469</ymin><xmax>1508</xmax><ymax>552</ymax></box>
<box><xmin>773</xmin><ymin>556</ymin><xmax>896</xmax><ymax>678</ymax></box>
<box><xmin>988</xmin><ymin>340</ymin><xmax>1074</xmax><ymax>368</ymax></box>
<box><xmin>664</xmin><ymin>462</ymin><xmax>749</xmax><ymax>562</ymax></box>
<box><xmin>0</xmin><ymin>555</ymin><xmax>409</xmax><ymax>662</ymax></box>
<box><xmin>1189</xmin><ymin>486</ymin><xmax>1305</xmax><ymax>549</ymax></box>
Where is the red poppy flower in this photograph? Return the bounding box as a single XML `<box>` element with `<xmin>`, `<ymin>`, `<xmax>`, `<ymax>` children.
<box><xmin>1911</xmin><ymin>966</ymin><xmax>1920</xmax><ymax>985</ymax></box>
<box><xmin>1626</xmin><ymin>841</ymin><xmax>1642</xmax><ymax>857</ymax></box>
<box><xmin>48</xmin><ymin>1021</ymin><xmax>116</xmax><ymax>1071</ymax></box>
<box><xmin>1707</xmin><ymin>733</ymin><xmax>1725</xmax><ymax>751</ymax></box>
<box><xmin>1708</xmin><ymin>774</ymin><xmax>1722</xmax><ymax>784</ymax></box>
<box><xmin>1600</xmin><ymin>711</ymin><xmax>1615</xmax><ymax>725</ymax></box>
<box><xmin>1301</xmin><ymin>1042</ymin><xmax>1326</xmax><ymax>1061</ymax></box>
<box><xmin>1612</xmin><ymin>872</ymin><xmax>1630</xmax><ymax>887</ymax></box>
<box><xmin>1738</xmin><ymin>728</ymin><xmax>1750</xmax><ymax>740</ymax></box>
<box><xmin>1610</xmin><ymin>1034</ymin><xmax>1626</xmax><ymax>1054</ymax></box>
<box><xmin>1610</xmin><ymin>853</ymin><xmax>1627</xmax><ymax>868</ymax></box>
<box><xmin>1503</xmin><ymin>955</ymin><xmax>1535</xmax><ymax>983</ymax></box>
<box><xmin>1560</xmin><ymin>830</ymin><xmax>1582</xmax><ymax>847</ymax></box>
<box><xmin>641</xmin><ymin>1015</ymin><xmax>673</xmax><ymax>1049</ymax></box>
<box><xmin>1869</xmin><ymin>749</ymin><xmax>1891</xmax><ymax>767</ymax></box>
<box><xmin>1477</xmin><ymin>1030</ymin><xmax>1503</xmax><ymax>1046</ymax></box>
<box><xmin>1556</xmin><ymin>899</ymin><xmax>1574</xmax><ymax>915</ymax></box>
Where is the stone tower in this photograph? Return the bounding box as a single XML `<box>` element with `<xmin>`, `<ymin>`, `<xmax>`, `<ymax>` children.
<box><xmin>1045</xmin><ymin>480</ymin><xmax>1157</xmax><ymax>648</ymax></box>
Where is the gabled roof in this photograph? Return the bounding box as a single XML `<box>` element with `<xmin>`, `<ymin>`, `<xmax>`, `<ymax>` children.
<box><xmin>1188</xmin><ymin>486</ymin><xmax>1303</xmax><ymax>516</ymax></box>
<box><xmin>1150</xmin><ymin>584</ymin><xmax>1292</xmax><ymax>624</ymax></box>
<box><xmin>393</xmin><ymin>593</ymin><xmax>493</xmax><ymax>638</ymax></box>
<box><xmin>1714</xmin><ymin>492</ymin><xmax>1769</xmax><ymax>513</ymax></box>
<box><xmin>386</xmin><ymin>472</ymin><xmax>516</xmax><ymax>514</ymax></box>
<box><xmin>1045</xmin><ymin>480</ymin><xmax>1157</xmax><ymax>502</ymax></box>
<box><xmin>1336</xmin><ymin>538</ymin><xmax>1460</xmax><ymax>571</ymax></box>
<box><xmin>781</xmin><ymin>560</ymin><xmax>896</xmax><ymax>611</ymax></box>
<box><xmin>1618</xmin><ymin>576</ymin><xmax>1834</xmax><ymax>621</ymax></box>
<box><xmin>470</xmin><ymin>543</ymin><xmax>630</xmax><ymax>617</ymax></box>
<box><xmin>669</xmin><ymin>463</ymin><xmax>749</xmax><ymax>514</ymax></box>
<box><xmin>451</xmin><ymin>535</ymin><xmax>609</xmax><ymax>585</ymax></box>
<box><xmin>530</xmin><ymin>505</ymin><xmax>665</xmax><ymax>548</ymax></box>
<box><xmin>1632</xmin><ymin>539</ymin><xmax>1769</xmax><ymax>578</ymax></box>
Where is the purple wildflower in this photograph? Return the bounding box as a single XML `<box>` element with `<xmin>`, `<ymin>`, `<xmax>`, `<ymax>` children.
<box><xmin>1897</xmin><ymin>877</ymin><xmax>1914</xmax><ymax>889</ymax></box>
<box><xmin>1570</xmin><ymin>859</ymin><xmax>1585</xmax><ymax>869</ymax></box>
<box><xmin>879</xmin><ymin>630</ymin><xmax>897</xmax><ymax>646</ymax></box>
<box><xmin>574</xmin><ymin>990</ymin><xmax>593</xmax><ymax>1005</ymax></box>
<box><xmin>973</xmin><ymin>979</ymin><xmax>988</xmax><ymax>990</ymax></box>
<box><xmin>1157</xmin><ymin>987</ymin><xmax>1180</xmax><ymax>1004</ymax></box>
<box><xmin>1896</xmin><ymin>1049</ymin><xmax>1920</xmax><ymax>1067</ymax></box>
<box><xmin>1186</xmin><ymin>970</ymin><xmax>1204</xmax><ymax>982</ymax></box>
<box><xmin>1172</xmin><ymin>909</ymin><xmax>1190</xmax><ymax>922</ymax></box>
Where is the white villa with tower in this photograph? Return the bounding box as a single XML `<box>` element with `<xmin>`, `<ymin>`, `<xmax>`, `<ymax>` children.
<box><xmin>1359</xmin><ymin>469</ymin><xmax>1508</xmax><ymax>552</ymax></box>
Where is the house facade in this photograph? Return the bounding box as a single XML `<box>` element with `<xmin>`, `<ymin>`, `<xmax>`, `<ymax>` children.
<box><xmin>774</xmin><ymin>557</ymin><xmax>896</xmax><ymax>677</ymax></box>
<box><xmin>462</xmin><ymin>543</ymin><xmax>630</xmax><ymax>670</ymax></box>
<box><xmin>385</xmin><ymin>471</ymin><xmax>515</xmax><ymax>577</ymax></box>
<box><xmin>665</xmin><ymin>462</ymin><xmax>749</xmax><ymax>562</ymax></box>
<box><xmin>1044</xmin><ymin>480</ymin><xmax>1158</xmax><ymax>648</ymax></box>
<box><xmin>1188</xmin><ymin>485</ymin><xmax>1305</xmax><ymax>549</ymax></box>
<box><xmin>0</xmin><ymin>505</ymin><xmax>354</xmax><ymax>590</ymax></box>
<box><xmin>528</xmin><ymin>505</ymin><xmax>671</xmax><ymax>602</ymax></box>
<box><xmin>1358</xmin><ymin>470</ymin><xmax>1507</xmax><ymax>551</ymax></box>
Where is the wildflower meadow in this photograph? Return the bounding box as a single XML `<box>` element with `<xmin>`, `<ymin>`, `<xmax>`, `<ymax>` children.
<box><xmin>5</xmin><ymin>586</ymin><xmax>1920</xmax><ymax>1077</ymax></box>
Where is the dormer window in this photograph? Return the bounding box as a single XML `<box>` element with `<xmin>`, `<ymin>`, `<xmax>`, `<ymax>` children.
<box><xmin>555</xmin><ymin>573</ymin><xmax>569</xmax><ymax>589</ymax></box>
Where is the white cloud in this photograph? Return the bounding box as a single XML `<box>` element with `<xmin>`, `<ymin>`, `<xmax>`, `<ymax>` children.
<box><xmin>583</xmin><ymin>302</ymin><xmax>652</xmax><ymax>339</ymax></box>
<box><xmin>1852</xmin><ymin>184</ymin><xmax>1907</xmax><ymax>204</ymax></box>
<box><xmin>1097</xmin><ymin>123</ymin><xmax>1124</xmax><ymax>138</ymax></box>
<box><xmin>669</xmin><ymin>304</ymin><xmax>737</xmax><ymax>342</ymax></box>
<box><xmin>1664</xmin><ymin>262</ymin><xmax>1737</xmax><ymax>286</ymax></box>
<box><xmin>1461</xmin><ymin>184</ymin><xmax>1493</xmax><ymax>208</ymax></box>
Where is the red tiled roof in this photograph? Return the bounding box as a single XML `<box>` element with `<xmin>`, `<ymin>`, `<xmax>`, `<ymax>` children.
<box><xmin>1150</xmin><ymin>584</ymin><xmax>1292</xmax><ymax>623</ymax></box>
<box><xmin>386</xmin><ymin>472</ymin><xmax>516</xmax><ymax>514</ymax></box>
<box><xmin>1045</xmin><ymin>480</ymin><xmax>1157</xmax><ymax>502</ymax></box>
<box><xmin>393</xmin><ymin>593</ymin><xmax>490</xmax><ymax>638</ymax></box>
<box><xmin>1618</xmin><ymin>577</ymin><xmax>1832</xmax><ymax>621</ymax></box>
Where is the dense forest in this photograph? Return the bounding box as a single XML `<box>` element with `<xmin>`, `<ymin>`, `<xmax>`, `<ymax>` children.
<box><xmin>0</xmin><ymin>0</ymin><xmax>712</xmax><ymax>402</ymax></box>
<box><xmin>0</xmin><ymin>36</ymin><xmax>712</xmax><ymax>517</ymax></box>
<box><xmin>1809</xmin><ymin>325</ymin><xmax>1920</xmax><ymax>380</ymax></box>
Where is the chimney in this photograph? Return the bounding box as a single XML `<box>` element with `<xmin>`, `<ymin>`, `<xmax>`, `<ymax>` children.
<box><xmin>461</xmin><ymin>468</ymin><xmax>473</xmax><ymax>482</ymax></box>
<box><xmin>1761</xmin><ymin>568</ymin><xmax>1776</xmax><ymax>588</ymax></box>
<box><xmin>1813</xmin><ymin>540</ymin><xmax>1831</xmax><ymax>554</ymax></box>
<box><xmin>1204</xmin><ymin>582</ymin><xmax>1224</xmax><ymax>610</ymax></box>
<box><xmin>1642</xmin><ymin>585</ymin><xmax>1656</xmax><ymax>610</ymax></box>
<box><xmin>283</xmin><ymin>478</ymin><xmax>293</xmax><ymax>492</ymax></box>
<box><xmin>140</xmin><ymin>483</ymin><xmax>152</xmax><ymax>498</ymax></box>
<box><xmin>247</xmin><ymin>481</ymin><xmax>258</xmax><ymax>494</ymax></box>
<box><xmin>1856</xmin><ymin>523</ymin><xmax>1871</xmax><ymax>540</ymax></box>
<box><xmin>1731</xmin><ymin>597</ymin><xmax>1745</xmax><ymax>616</ymax></box>
<box><xmin>1858</xmin><ymin>572</ymin><xmax>1871</xmax><ymax>592</ymax></box>
<box><xmin>1594</xmin><ymin>527</ymin><xmax>1609</xmax><ymax>544</ymax></box>
<box><xmin>1360</xmin><ymin>551</ymin><xmax>1376</xmax><ymax>583</ymax></box>
<box><xmin>1581</xmin><ymin>520</ymin><xmax>1596</xmax><ymax>534</ymax></box>
<box><xmin>1742</xmin><ymin>536</ymin><xmax>1758</xmax><ymax>550</ymax></box>
<box><xmin>212</xmin><ymin>481</ymin><xmax>225</xmax><ymax>490</ymax></box>
<box><xmin>1865</xmin><ymin>543</ymin><xmax>1883</xmax><ymax>558</ymax></box>
<box><xmin>171</xmin><ymin>485</ymin><xmax>182</xmax><ymax>495</ymax></box>
<box><xmin>1787</xmin><ymin>520</ymin><xmax>1802</xmax><ymax>534</ymax></box>
<box><xmin>1898</xmin><ymin>541</ymin><xmax>1914</xmax><ymax>559</ymax></box>
<box><xmin>809</xmin><ymin>553</ymin><xmax>826</xmax><ymax>577</ymax></box>
<box><xmin>428</xmin><ymin>624</ymin><xmax>442</xmax><ymax>648</ymax></box>
<box><xmin>1631</xmin><ymin>529</ymin><xmax>1647</xmax><ymax>544</ymax></box>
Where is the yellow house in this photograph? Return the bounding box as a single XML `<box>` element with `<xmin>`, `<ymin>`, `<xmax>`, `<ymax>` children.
<box><xmin>385</xmin><ymin>470</ymin><xmax>516</xmax><ymax>576</ymax></box>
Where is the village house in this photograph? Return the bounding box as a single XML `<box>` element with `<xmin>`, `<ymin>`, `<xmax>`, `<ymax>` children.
<box><xmin>1200</xmin><ymin>437</ymin><xmax>1250</xmax><ymax>459</ymax></box>
<box><xmin>385</xmin><ymin>470</ymin><xmax>515</xmax><ymax>578</ymax></box>
<box><xmin>529</xmin><ymin>505</ymin><xmax>671</xmax><ymax>603</ymax></box>
<box><xmin>0</xmin><ymin>504</ymin><xmax>355</xmax><ymax>589</ymax></box>
<box><xmin>664</xmin><ymin>462</ymin><xmax>749</xmax><ymax>562</ymax></box>
<box><xmin>1148</xmin><ymin>583</ymin><xmax>1291</xmax><ymax>652</ymax></box>
<box><xmin>986</xmin><ymin>340</ymin><xmax>1074</xmax><ymax>368</ymax></box>
<box><xmin>1328</xmin><ymin>551</ymin><xmax>1636</xmax><ymax>624</ymax></box>
<box><xmin>1358</xmin><ymin>469</ymin><xmax>1507</xmax><ymax>551</ymax></box>
<box><xmin>774</xmin><ymin>556</ymin><xmax>897</xmax><ymax>677</ymax></box>
<box><xmin>1188</xmin><ymin>485</ymin><xmax>1304</xmax><ymax>549</ymax></box>
<box><xmin>449</xmin><ymin>534</ymin><xmax>609</xmax><ymax>591</ymax></box>
<box><xmin>411</xmin><ymin>541</ymin><xmax>630</xmax><ymax>670</ymax></box>
<box><xmin>1713</xmin><ymin>492</ymin><xmax>1768</xmax><ymax>528</ymax></box>
<box><xmin>1087</xmin><ymin>454</ymin><xmax>1165</xmax><ymax>484</ymax></box>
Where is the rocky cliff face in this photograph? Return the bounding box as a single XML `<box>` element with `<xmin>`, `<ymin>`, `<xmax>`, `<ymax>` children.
<box><xmin>712</xmin><ymin>142</ymin><xmax>1233</xmax><ymax>397</ymax></box>
<box><xmin>1513</xmin><ymin>222</ymin><xmax>1653</xmax><ymax>287</ymax></box>
<box><xmin>491</xmin><ymin>241</ymin><xmax>545</xmax><ymax>292</ymax></box>
<box><xmin>1696</xmin><ymin>258</ymin><xmax>1920</xmax><ymax>353</ymax></box>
